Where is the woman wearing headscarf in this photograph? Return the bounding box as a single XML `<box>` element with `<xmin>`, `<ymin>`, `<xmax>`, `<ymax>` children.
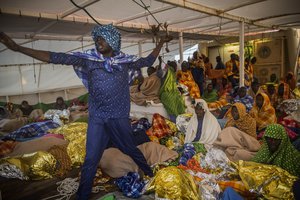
<box><xmin>252</xmin><ymin>124</ymin><xmax>300</xmax><ymax>177</ymax></box>
<box><xmin>286</xmin><ymin>72</ymin><xmax>296</xmax><ymax>91</ymax></box>
<box><xmin>213</xmin><ymin>103</ymin><xmax>261</xmax><ymax>161</ymax></box>
<box><xmin>179</xmin><ymin>99</ymin><xmax>221</xmax><ymax>144</ymax></box>
<box><xmin>274</xmin><ymin>82</ymin><xmax>290</xmax><ymax>111</ymax></box>
<box><xmin>225</xmin><ymin>102</ymin><xmax>256</xmax><ymax>138</ymax></box>
<box><xmin>250</xmin><ymin>92</ymin><xmax>277</xmax><ymax>132</ymax></box>
<box><xmin>176</xmin><ymin>61</ymin><xmax>201</xmax><ymax>99</ymax></box>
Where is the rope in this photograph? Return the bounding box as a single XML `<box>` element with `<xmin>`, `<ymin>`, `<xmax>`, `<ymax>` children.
<box><xmin>41</xmin><ymin>178</ymin><xmax>79</xmax><ymax>200</ymax></box>
<box><xmin>41</xmin><ymin>177</ymin><xmax>108</xmax><ymax>200</ymax></box>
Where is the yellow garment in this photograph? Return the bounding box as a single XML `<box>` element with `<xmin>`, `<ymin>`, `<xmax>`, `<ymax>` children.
<box><xmin>208</xmin><ymin>93</ymin><xmax>229</xmax><ymax>110</ymax></box>
<box><xmin>235</xmin><ymin>160</ymin><xmax>297</xmax><ymax>200</ymax></box>
<box><xmin>2</xmin><ymin>151</ymin><xmax>57</xmax><ymax>180</ymax></box>
<box><xmin>146</xmin><ymin>166</ymin><xmax>199</xmax><ymax>200</ymax></box>
<box><xmin>225</xmin><ymin>102</ymin><xmax>256</xmax><ymax>138</ymax></box>
<box><xmin>293</xmin><ymin>87</ymin><xmax>300</xmax><ymax>99</ymax></box>
<box><xmin>249</xmin><ymin>93</ymin><xmax>276</xmax><ymax>131</ymax></box>
<box><xmin>177</xmin><ymin>70</ymin><xmax>200</xmax><ymax>99</ymax></box>
<box><xmin>49</xmin><ymin>122</ymin><xmax>87</xmax><ymax>166</ymax></box>
<box><xmin>244</xmin><ymin>63</ymin><xmax>254</xmax><ymax>87</ymax></box>
<box><xmin>189</xmin><ymin>59</ymin><xmax>205</xmax><ymax>70</ymax></box>
<box><xmin>225</xmin><ymin>60</ymin><xmax>240</xmax><ymax>77</ymax></box>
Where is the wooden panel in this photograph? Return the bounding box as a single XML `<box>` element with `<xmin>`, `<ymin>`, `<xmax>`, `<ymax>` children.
<box><xmin>253</xmin><ymin>64</ymin><xmax>281</xmax><ymax>84</ymax></box>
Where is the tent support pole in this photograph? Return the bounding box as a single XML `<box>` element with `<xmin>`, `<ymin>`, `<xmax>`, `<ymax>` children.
<box><xmin>64</xmin><ymin>89</ymin><xmax>68</xmax><ymax>101</ymax></box>
<box><xmin>138</xmin><ymin>41</ymin><xmax>142</xmax><ymax>57</ymax></box>
<box><xmin>38</xmin><ymin>93</ymin><xmax>41</xmax><ymax>103</ymax></box>
<box><xmin>239</xmin><ymin>21</ymin><xmax>245</xmax><ymax>87</ymax></box>
<box><xmin>18</xmin><ymin>66</ymin><xmax>24</xmax><ymax>94</ymax></box>
<box><xmin>179</xmin><ymin>31</ymin><xmax>184</xmax><ymax>65</ymax></box>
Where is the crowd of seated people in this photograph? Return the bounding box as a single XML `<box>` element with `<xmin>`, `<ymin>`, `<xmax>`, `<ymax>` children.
<box><xmin>0</xmin><ymin>96</ymin><xmax>89</xmax><ymax>133</ymax></box>
<box><xmin>127</xmin><ymin>52</ymin><xmax>300</xmax><ymax>177</ymax></box>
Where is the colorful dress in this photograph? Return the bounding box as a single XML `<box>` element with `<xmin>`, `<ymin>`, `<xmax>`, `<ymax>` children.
<box><xmin>177</xmin><ymin>70</ymin><xmax>201</xmax><ymax>99</ymax></box>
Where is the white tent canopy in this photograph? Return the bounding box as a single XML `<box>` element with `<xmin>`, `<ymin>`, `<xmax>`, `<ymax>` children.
<box><xmin>0</xmin><ymin>0</ymin><xmax>299</xmax><ymax>98</ymax></box>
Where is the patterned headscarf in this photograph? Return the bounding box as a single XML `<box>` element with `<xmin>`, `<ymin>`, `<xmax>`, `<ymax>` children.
<box><xmin>91</xmin><ymin>24</ymin><xmax>121</xmax><ymax>52</ymax></box>
<box><xmin>249</xmin><ymin>92</ymin><xmax>276</xmax><ymax>131</ymax></box>
<box><xmin>252</xmin><ymin>124</ymin><xmax>300</xmax><ymax>177</ymax></box>
<box><xmin>225</xmin><ymin>102</ymin><xmax>256</xmax><ymax>138</ymax></box>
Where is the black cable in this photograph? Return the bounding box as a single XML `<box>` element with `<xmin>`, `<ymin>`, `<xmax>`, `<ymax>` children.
<box><xmin>69</xmin><ymin>0</ymin><xmax>146</xmax><ymax>34</ymax></box>
<box><xmin>69</xmin><ymin>0</ymin><xmax>102</xmax><ymax>26</ymax></box>
<box><xmin>68</xmin><ymin>0</ymin><xmax>200</xmax><ymax>48</ymax></box>
<box><xmin>138</xmin><ymin>0</ymin><xmax>161</xmax><ymax>26</ymax></box>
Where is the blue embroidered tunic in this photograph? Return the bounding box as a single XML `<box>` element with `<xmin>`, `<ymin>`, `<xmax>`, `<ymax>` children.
<box><xmin>50</xmin><ymin>52</ymin><xmax>156</xmax><ymax>120</ymax></box>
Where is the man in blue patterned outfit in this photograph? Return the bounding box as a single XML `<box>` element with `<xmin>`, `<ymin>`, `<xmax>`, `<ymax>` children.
<box><xmin>0</xmin><ymin>25</ymin><xmax>171</xmax><ymax>199</ymax></box>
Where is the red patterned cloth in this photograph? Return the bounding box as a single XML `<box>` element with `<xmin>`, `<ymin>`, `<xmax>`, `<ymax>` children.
<box><xmin>146</xmin><ymin>113</ymin><xmax>172</xmax><ymax>139</ymax></box>
<box><xmin>0</xmin><ymin>141</ymin><xmax>17</xmax><ymax>157</ymax></box>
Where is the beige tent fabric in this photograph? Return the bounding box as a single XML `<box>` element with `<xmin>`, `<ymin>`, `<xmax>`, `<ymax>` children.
<box><xmin>99</xmin><ymin>142</ymin><xmax>178</xmax><ymax>178</ymax></box>
<box><xmin>213</xmin><ymin>127</ymin><xmax>261</xmax><ymax>161</ymax></box>
<box><xmin>130</xmin><ymin>73</ymin><xmax>161</xmax><ymax>106</ymax></box>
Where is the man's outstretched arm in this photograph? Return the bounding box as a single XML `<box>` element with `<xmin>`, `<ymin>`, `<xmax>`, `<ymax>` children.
<box><xmin>0</xmin><ymin>32</ymin><xmax>50</xmax><ymax>62</ymax></box>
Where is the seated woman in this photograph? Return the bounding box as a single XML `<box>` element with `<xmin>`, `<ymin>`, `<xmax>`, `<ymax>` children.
<box><xmin>182</xmin><ymin>99</ymin><xmax>220</xmax><ymax>144</ymax></box>
<box><xmin>19</xmin><ymin>100</ymin><xmax>34</xmax><ymax>117</ymax></box>
<box><xmin>130</xmin><ymin>66</ymin><xmax>161</xmax><ymax>106</ymax></box>
<box><xmin>202</xmin><ymin>83</ymin><xmax>218</xmax><ymax>103</ymax></box>
<box><xmin>53</xmin><ymin>97</ymin><xmax>68</xmax><ymax>111</ymax></box>
<box><xmin>252</xmin><ymin>124</ymin><xmax>300</xmax><ymax>177</ymax></box>
<box><xmin>250</xmin><ymin>93</ymin><xmax>277</xmax><ymax>133</ymax></box>
<box><xmin>213</xmin><ymin>103</ymin><xmax>261</xmax><ymax>161</ymax></box>
<box><xmin>225</xmin><ymin>103</ymin><xmax>256</xmax><ymax>138</ymax></box>
<box><xmin>158</xmin><ymin>60</ymin><xmax>186</xmax><ymax>121</ymax></box>
<box><xmin>176</xmin><ymin>61</ymin><xmax>201</xmax><ymax>99</ymax></box>
<box><xmin>275</xmin><ymin>82</ymin><xmax>290</xmax><ymax>109</ymax></box>
<box><xmin>233</xmin><ymin>87</ymin><xmax>254</xmax><ymax>112</ymax></box>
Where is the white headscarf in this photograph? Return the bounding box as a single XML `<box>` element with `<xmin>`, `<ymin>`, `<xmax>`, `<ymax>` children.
<box><xmin>184</xmin><ymin>99</ymin><xmax>220</xmax><ymax>144</ymax></box>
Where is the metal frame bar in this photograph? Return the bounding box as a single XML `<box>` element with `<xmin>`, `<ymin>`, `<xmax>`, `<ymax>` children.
<box><xmin>155</xmin><ymin>0</ymin><xmax>275</xmax><ymax>28</ymax></box>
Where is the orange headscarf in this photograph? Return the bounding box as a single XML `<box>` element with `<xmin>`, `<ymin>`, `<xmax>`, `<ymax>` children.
<box><xmin>225</xmin><ymin>102</ymin><xmax>256</xmax><ymax>138</ymax></box>
<box><xmin>249</xmin><ymin>92</ymin><xmax>277</xmax><ymax>131</ymax></box>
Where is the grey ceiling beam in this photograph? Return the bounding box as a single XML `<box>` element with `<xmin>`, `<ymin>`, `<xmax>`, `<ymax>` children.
<box><xmin>253</xmin><ymin>13</ymin><xmax>300</xmax><ymax>22</ymax></box>
<box><xmin>115</xmin><ymin>5</ymin><xmax>176</xmax><ymax>24</ymax></box>
<box><xmin>155</xmin><ymin>0</ymin><xmax>276</xmax><ymax>29</ymax></box>
<box><xmin>222</xmin><ymin>0</ymin><xmax>267</xmax><ymax>12</ymax></box>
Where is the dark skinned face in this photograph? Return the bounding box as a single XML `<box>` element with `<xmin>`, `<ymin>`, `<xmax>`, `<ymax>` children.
<box><xmin>195</xmin><ymin>104</ymin><xmax>205</xmax><ymax>119</ymax></box>
<box><xmin>265</xmin><ymin>136</ymin><xmax>281</xmax><ymax>153</ymax></box>
<box><xmin>256</xmin><ymin>94</ymin><xmax>264</xmax><ymax>109</ymax></box>
<box><xmin>207</xmin><ymin>84</ymin><xmax>213</xmax><ymax>93</ymax></box>
<box><xmin>267</xmin><ymin>85</ymin><xmax>275</xmax><ymax>95</ymax></box>
<box><xmin>270</xmin><ymin>74</ymin><xmax>277</xmax><ymax>82</ymax></box>
<box><xmin>181</xmin><ymin>62</ymin><xmax>189</xmax><ymax>72</ymax></box>
<box><xmin>251</xmin><ymin>83</ymin><xmax>259</xmax><ymax>94</ymax></box>
<box><xmin>278</xmin><ymin>84</ymin><xmax>284</xmax><ymax>96</ymax></box>
<box><xmin>95</xmin><ymin>36</ymin><xmax>113</xmax><ymax>56</ymax></box>
<box><xmin>147</xmin><ymin>67</ymin><xmax>156</xmax><ymax>76</ymax></box>
<box><xmin>193</xmin><ymin>52</ymin><xmax>198</xmax><ymax>59</ymax></box>
<box><xmin>231</xmin><ymin>106</ymin><xmax>240</xmax><ymax>120</ymax></box>
<box><xmin>238</xmin><ymin>88</ymin><xmax>247</xmax><ymax>98</ymax></box>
